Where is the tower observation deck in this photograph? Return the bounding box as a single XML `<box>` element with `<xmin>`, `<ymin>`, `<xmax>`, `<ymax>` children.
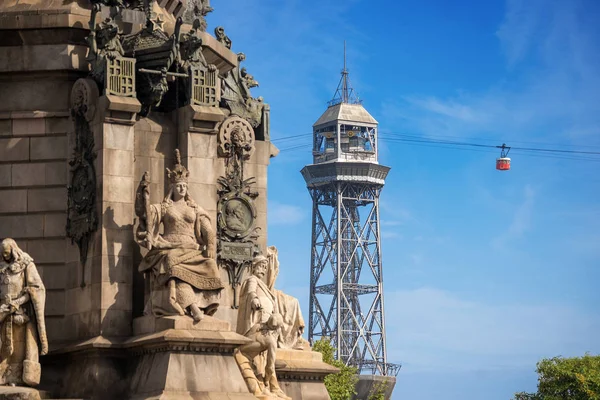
<box><xmin>300</xmin><ymin>48</ymin><xmax>399</xmax><ymax>377</ymax></box>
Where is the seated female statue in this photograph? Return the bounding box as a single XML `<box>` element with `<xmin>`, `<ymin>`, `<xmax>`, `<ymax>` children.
<box><xmin>135</xmin><ymin>150</ymin><xmax>223</xmax><ymax>321</ymax></box>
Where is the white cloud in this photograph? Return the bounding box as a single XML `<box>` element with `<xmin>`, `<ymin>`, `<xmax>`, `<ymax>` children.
<box><xmin>268</xmin><ymin>202</ymin><xmax>306</xmax><ymax>225</ymax></box>
<box><xmin>492</xmin><ymin>184</ymin><xmax>535</xmax><ymax>248</ymax></box>
<box><xmin>386</xmin><ymin>287</ymin><xmax>600</xmax><ymax>372</ymax></box>
<box><xmin>406</xmin><ymin>97</ymin><xmax>481</xmax><ymax>123</ymax></box>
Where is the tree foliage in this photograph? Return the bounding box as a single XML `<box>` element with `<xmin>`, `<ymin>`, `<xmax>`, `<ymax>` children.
<box><xmin>312</xmin><ymin>338</ymin><xmax>359</xmax><ymax>400</ymax></box>
<box><xmin>513</xmin><ymin>354</ymin><xmax>600</xmax><ymax>400</ymax></box>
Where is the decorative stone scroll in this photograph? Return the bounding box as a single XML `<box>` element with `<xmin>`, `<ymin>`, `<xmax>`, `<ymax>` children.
<box><xmin>217</xmin><ymin>116</ymin><xmax>260</xmax><ymax>308</ymax></box>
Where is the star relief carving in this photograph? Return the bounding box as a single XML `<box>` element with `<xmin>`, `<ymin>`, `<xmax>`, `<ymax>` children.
<box><xmin>149</xmin><ymin>14</ymin><xmax>165</xmax><ymax>31</ymax></box>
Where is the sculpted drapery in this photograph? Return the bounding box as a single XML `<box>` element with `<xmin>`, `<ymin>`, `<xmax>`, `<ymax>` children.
<box><xmin>265</xmin><ymin>246</ymin><xmax>307</xmax><ymax>350</ymax></box>
<box><xmin>135</xmin><ymin>150</ymin><xmax>224</xmax><ymax>321</ymax></box>
<box><xmin>0</xmin><ymin>238</ymin><xmax>47</xmax><ymax>387</ymax></box>
<box><xmin>235</xmin><ymin>256</ymin><xmax>289</xmax><ymax>399</ymax></box>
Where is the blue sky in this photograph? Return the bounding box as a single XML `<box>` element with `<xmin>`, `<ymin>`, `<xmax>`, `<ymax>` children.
<box><xmin>210</xmin><ymin>1</ymin><xmax>600</xmax><ymax>399</ymax></box>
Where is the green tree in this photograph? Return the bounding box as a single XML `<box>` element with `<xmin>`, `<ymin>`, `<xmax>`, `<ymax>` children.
<box><xmin>513</xmin><ymin>354</ymin><xmax>600</xmax><ymax>400</ymax></box>
<box><xmin>312</xmin><ymin>338</ymin><xmax>359</xmax><ymax>400</ymax></box>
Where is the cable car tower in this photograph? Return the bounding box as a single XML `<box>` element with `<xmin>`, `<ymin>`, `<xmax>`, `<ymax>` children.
<box><xmin>301</xmin><ymin>45</ymin><xmax>399</xmax><ymax>377</ymax></box>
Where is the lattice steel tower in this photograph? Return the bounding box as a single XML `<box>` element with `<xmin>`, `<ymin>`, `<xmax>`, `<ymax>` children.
<box><xmin>301</xmin><ymin>48</ymin><xmax>398</xmax><ymax>376</ymax></box>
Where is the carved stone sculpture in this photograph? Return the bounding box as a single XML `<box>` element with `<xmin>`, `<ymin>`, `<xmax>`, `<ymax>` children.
<box><xmin>182</xmin><ymin>0</ymin><xmax>213</xmax><ymax>29</ymax></box>
<box><xmin>0</xmin><ymin>239</ymin><xmax>47</xmax><ymax>387</ymax></box>
<box><xmin>86</xmin><ymin>4</ymin><xmax>125</xmax><ymax>90</ymax></box>
<box><xmin>220</xmin><ymin>53</ymin><xmax>264</xmax><ymax>128</ymax></box>
<box><xmin>214</xmin><ymin>26</ymin><xmax>232</xmax><ymax>49</ymax></box>
<box><xmin>235</xmin><ymin>256</ymin><xmax>291</xmax><ymax>400</ymax></box>
<box><xmin>178</xmin><ymin>19</ymin><xmax>219</xmax><ymax>107</ymax></box>
<box><xmin>265</xmin><ymin>246</ymin><xmax>308</xmax><ymax>350</ymax></box>
<box><xmin>67</xmin><ymin>78</ymin><xmax>99</xmax><ymax>288</ymax></box>
<box><xmin>217</xmin><ymin>116</ymin><xmax>260</xmax><ymax>308</ymax></box>
<box><xmin>135</xmin><ymin>150</ymin><xmax>224</xmax><ymax>321</ymax></box>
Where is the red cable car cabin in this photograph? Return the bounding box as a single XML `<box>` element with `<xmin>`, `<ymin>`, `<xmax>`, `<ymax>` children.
<box><xmin>496</xmin><ymin>157</ymin><xmax>511</xmax><ymax>170</ymax></box>
<box><xmin>496</xmin><ymin>144</ymin><xmax>511</xmax><ymax>171</ymax></box>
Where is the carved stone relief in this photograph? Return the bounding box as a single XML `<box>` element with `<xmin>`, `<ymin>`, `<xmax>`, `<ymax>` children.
<box><xmin>67</xmin><ymin>78</ymin><xmax>100</xmax><ymax>287</ymax></box>
<box><xmin>216</xmin><ymin>116</ymin><xmax>260</xmax><ymax>308</ymax></box>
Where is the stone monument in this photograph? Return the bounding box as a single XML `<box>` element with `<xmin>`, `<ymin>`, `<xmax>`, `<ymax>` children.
<box><xmin>0</xmin><ymin>0</ymin><xmax>336</xmax><ymax>398</ymax></box>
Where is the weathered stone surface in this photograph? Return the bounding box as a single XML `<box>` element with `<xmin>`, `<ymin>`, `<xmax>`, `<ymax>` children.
<box><xmin>0</xmin><ymin>214</ymin><xmax>44</xmax><ymax>239</ymax></box>
<box><xmin>43</xmin><ymin>213</ymin><xmax>67</xmax><ymax>237</ymax></box>
<box><xmin>126</xmin><ymin>328</ymin><xmax>254</xmax><ymax>400</ymax></box>
<box><xmin>0</xmin><ymin>164</ymin><xmax>11</xmax><ymax>186</ymax></box>
<box><xmin>103</xmin><ymin>123</ymin><xmax>135</xmax><ymax>151</ymax></box>
<box><xmin>0</xmin><ymin>119</ymin><xmax>11</xmax><ymax>136</ymax></box>
<box><xmin>0</xmin><ymin>80</ymin><xmax>71</xmax><ymax>113</ymax></box>
<box><xmin>44</xmin><ymin>162</ymin><xmax>67</xmax><ymax>185</ymax></box>
<box><xmin>27</xmin><ymin>238</ymin><xmax>66</xmax><ymax>264</ymax></box>
<box><xmin>11</xmin><ymin>163</ymin><xmax>46</xmax><ymax>186</ymax></box>
<box><xmin>27</xmin><ymin>187</ymin><xmax>67</xmax><ymax>212</ymax></box>
<box><xmin>45</xmin><ymin>116</ymin><xmax>71</xmax><ymax>134</ymax></box>
<box><xmin>101</xmin><ymin>148</ymin><xmax>134</xmax><ymax>177</ymax></box>
<box><xmin>133</xmin><ymin>315</ymin><xmax>231</xmax><ymax>336</ymax></box>
<box><xmin>0</xmin><ymin>138</ymin><xmax>29</xmax><ymax>161</ymax></box>
<box><xmin>0</xmin><ymin>44</ymin><xmax>87</xmax><ymax>73</ymax></box>
<box><xmin>99</xmin><ymin>282</ymin><xmax>132</xmax><ymax>311</ymax></box>
<box><xmin>45</xmin><ymin>289</ymin><xmax>66</xmax><ymax>316</ymax></box>
<box><xmin>30</xmin><ymin>136</ymin><xmax>67</xmax><ymax>160</ymax></box>
<box><xmin>0</xmin><ymin>189</ymin><xmax>27</xmax><ymax>213</ymax></box>
<box><xmin>0</xmin><ymin>386</ymin><xmax>42</xmax><ymax>400</ymax></box>
<box><xmin>12</xmin><ymin>117</ymin><xmax>45</xmax><ymax>136</ymax></box>
<box><xmin>37</xmin><ymin>264</ymin><xmax>66</xmax><ymax>290</ymax></box>
<box><xmin>103</xmin><ymin>175</ymin><xmax>134</xmax><ymax>203</ymax></box>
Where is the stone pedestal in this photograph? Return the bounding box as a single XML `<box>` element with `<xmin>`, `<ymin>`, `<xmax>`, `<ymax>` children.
<box><xmin>126</xmin><ymin>316</ymin><xmax>256</xmax><ymax>400</ymax></box>
<box><xmin>275</xmin><ymin>349</ymin><xmax>338</xmax><ymax>400</ymax></box>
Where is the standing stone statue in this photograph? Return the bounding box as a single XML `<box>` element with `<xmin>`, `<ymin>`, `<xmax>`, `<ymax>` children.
<box><xmin>235</xmin><ymin>255</ymin><xmax>290</xmax><ymax>400</ymax></box>
<box><xmin>265</xmin><ymin>246</ymin><xmax>308</xmax><ymax>350</ymax></box>
<box><xmin>0</xmin><ymin>239</ymin><xmax>47</xmax><ymax>387</ymax></box>
<box><xmin>135</xmin><ymin>150</ymin><xmax>224</xmax><ymax>322</ymax></box>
